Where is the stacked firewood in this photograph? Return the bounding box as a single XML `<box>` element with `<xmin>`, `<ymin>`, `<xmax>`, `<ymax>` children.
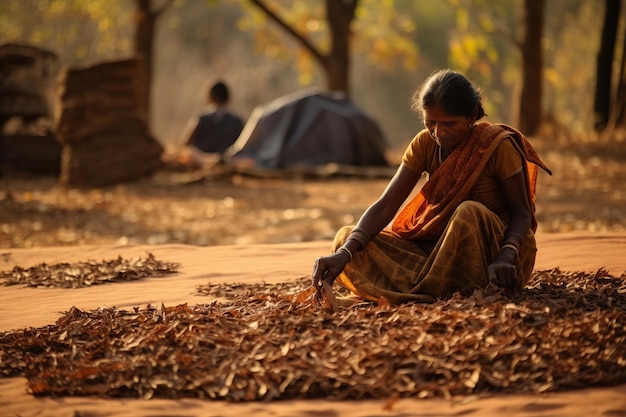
<box><xmin>55</xmin><ymin>58</ymin><xmax>163</xmax><ymax>186</ymax></box>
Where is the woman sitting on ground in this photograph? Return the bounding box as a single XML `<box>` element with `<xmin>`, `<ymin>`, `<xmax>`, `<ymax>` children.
<box><xmin>312</xmin><ymin>69</ymin><xmax>551</xmax><ymax>304</ymax></box>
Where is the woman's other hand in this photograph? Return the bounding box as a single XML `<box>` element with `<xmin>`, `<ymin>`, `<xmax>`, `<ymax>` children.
<box><xmin>487</xmin><ymin>247</ymin><xmax>518</xmax><ymax>289</ymax></box>
<box><xmin>312</xmin><ymin>251</ymin><xmax>350</xmax><ymax>288</ymax></box>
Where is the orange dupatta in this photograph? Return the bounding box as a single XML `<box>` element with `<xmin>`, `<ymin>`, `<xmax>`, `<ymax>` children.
<box><xmin>391</xmin><ymin>122</ymin><xmax>551</xmax><ymax>240</ymax></box>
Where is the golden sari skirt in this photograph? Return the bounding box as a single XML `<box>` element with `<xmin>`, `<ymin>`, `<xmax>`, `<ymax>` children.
<box><xmin>332</xmin><ymin>201</ymin><xmax>536</xmax><ymax>304</ymax></box>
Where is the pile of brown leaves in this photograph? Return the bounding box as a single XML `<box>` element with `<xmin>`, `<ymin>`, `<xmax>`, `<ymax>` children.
<box><xmin>1</xmin><ymin>268</ymin><xmax>625</xmax><ymax>402</ymax></box>
<box><xmin>0</xmin><ymin>253</ymin><xmax>179</xmax><ymax>288</ymax></box>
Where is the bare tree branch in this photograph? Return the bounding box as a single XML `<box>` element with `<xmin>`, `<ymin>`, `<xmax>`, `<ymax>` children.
<box><xmin>152</xmin><ymin>0</ymin><xmax>175</xmax><ymax>18</ymax></box>
<box><xmin>249</xmin><ymin>0</ymin><xmax>327</xmax><ymax>65</ymax></box>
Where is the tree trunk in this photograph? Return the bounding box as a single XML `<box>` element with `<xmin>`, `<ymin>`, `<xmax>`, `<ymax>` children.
<box><xmin>518</xmin><ymin>0</ymin><xmax>544</xmax><ymax>136</ymax></box>
<box><xmin>324</xmin><ymin>0</ymin><xmax>357</xmax><ymax>95</ymax></box>
<box><xmin>248</xmin><ymin>0</ymin><xmax>357</xmax><ymax>96</ymax></box>
<box><xmin>593</xmin><ymin>0</ymin><xmax>621</xmax><ymax>130</ymax></box>
<box><xmin>614</xmin><ymin>7</ymin><xmax>626</xmax><ymax>126</ymax></box>
<box><xmin>134</xmin><ymin>0</ymin><xmax>154</xmax><ymax>125</ymax></box>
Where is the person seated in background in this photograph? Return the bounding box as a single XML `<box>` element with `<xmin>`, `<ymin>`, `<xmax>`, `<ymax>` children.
<box><xmin>180</xmin><ymin>80</ymin><xmax>244</xmax><ymax>158</ymax></box>
<box><xmin>312</xmin><ymin>69</ymin><xmax>551</xmax><ymax>304</ymax></box>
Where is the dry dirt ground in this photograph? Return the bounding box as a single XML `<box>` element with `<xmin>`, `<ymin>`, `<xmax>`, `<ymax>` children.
<box><xmin>1</xmin><ymin>131</ymin><xmax>625</xmax><ymax>249</ymax></box>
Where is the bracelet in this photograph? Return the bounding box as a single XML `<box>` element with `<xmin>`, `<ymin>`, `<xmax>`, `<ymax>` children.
<box><xmin>504</xmin><ymin>232</ymin><xmax>523</xmax><ymax>248</ymax></box>
<box><xmin>500</xmin><ymin>243</ymin><xmax>520</xmax><ymax>257</ymax></box>
<box><xmin>337</xmin><ymin>246</ymin><xmax>353</xmax><ymax>262</ymax></box>
<box><xmin>345</xmin><ymin>236</ymin><xmax>364</xmax><ymax>250</ymax></box>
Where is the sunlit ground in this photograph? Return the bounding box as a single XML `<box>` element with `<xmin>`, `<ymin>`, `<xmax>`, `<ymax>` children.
<box><xmin>1</xmin><ymin>130</ymin><xmax>624</xmax><ymax>249</ymax></box>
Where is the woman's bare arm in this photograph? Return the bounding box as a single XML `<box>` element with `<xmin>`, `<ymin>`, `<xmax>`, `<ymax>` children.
<box><xmin>341</xmin><ymin>164</ymin><xmax>423</xmax><ymax>253</ymax></box>
<box><xmin>488</xmin><ymin>168</ymin><xmax>532</xmax><ymax>288</ymax></box>
<box><xmin>313</xmin><ymin>164</ymin><xmax>423</xmax><ymax>286</ymax></box>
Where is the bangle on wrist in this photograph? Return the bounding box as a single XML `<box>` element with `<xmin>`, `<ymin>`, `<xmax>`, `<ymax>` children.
<box><xmin>337</xmin><ymin>246</ymin><xmax>353</xmax><ymax>262</ymax></box>
<box><xmin>500</xmin><ymin>243</ymin><xmax>519</xmax><ymax>257</ymax></box>
<box><xmin>504</xmin><ymin>232</ymin><xmax>523</xmax><ymax>248</ymax></box>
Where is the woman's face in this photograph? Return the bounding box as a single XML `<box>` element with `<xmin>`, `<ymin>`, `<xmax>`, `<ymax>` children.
<box><xmin>422</xmin><ymin>103</ymin><xmax>473</xmax><ymax>151</ymax></box>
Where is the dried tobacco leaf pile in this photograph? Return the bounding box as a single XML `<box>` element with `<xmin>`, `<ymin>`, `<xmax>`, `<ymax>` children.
<box><xmin>1</xmin><ymin>268</ymin><xmax>625</xmax><ymax>402</ymax></box>
<box><xmin>0</xmin><ymin>253</ymin><xmax>179</xmax><ymax>288</ymax></box>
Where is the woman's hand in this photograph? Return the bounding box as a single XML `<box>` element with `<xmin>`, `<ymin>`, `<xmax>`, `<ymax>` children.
<box><xmin>312</xmin><ymin>251</ymin><xmax>350</xmax><ymax>288</ymax></box>
<box><xmin>487</xmin><ymin>247</ymin><xmax>518</xmax><ymax>290</ymax></box>
<box><xmin>309</xmin><ymin>164</ymin><xmax>421</xmax><ymax>289</ymax></box>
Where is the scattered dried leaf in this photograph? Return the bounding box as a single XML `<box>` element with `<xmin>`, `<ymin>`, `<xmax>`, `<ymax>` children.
<box><xmin>0</xmin><ymin>253</ymin><xmax>179</xmax><ymax>288</ymax></box>
<box><xmin>1</xmin><ymin>268</ymin><xmax>625</xmax><ymax>402</ymax></box>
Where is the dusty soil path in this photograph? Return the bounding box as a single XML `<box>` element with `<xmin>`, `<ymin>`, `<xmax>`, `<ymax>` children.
<box><xmin>1</xmin><ymin>134</ymin><xmax>624</xmax><ymax>249</ymax></box>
